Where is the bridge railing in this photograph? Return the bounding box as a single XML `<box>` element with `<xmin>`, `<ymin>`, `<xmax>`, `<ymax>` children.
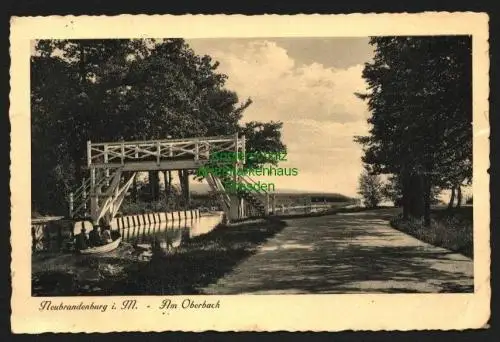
<box><xmin>87</xmin><ymin>134</ymin><xmax>245</xmax><ymax>167</ymax></box>
<box><xmin>69</xmin><ymin>177</ymin><xmax>91</xmax><ymax>218</ymax></box>
<box><xmin>238</xmin><ymin>175</ymin><xmax>269</xmax><ymax>199</ymax></box>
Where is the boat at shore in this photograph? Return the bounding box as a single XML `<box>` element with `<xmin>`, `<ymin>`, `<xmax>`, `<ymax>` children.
<box><xmin>79</xmin><ymin>235</ymin><xmax>122</xmax><ymax>255</ymax></box>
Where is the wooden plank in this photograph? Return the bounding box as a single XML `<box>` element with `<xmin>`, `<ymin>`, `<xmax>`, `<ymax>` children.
<box><xmin>88</xmin><ymin>138</ymin><xmax>241</xmax><ymax>167</ymax></box>
<box><xmin>89</xmin><ymin>160</ymin><xmax>209</xmax><ymax>171</ymax></box>
<box><xmin>89</xmin><ymin>135</ymin><xmax>237</xmax><ymax>147</ymax></box>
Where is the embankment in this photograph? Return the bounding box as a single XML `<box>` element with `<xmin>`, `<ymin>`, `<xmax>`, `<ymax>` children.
<box><xmin>72</xmin><ymin>209</ymin><xmax>201</xmax><ymax>234</ymax></box>
<box><xmin>390</xmin><ymin>207</ymin><xmax>473</xmax><ymax>258</ymax></box>
<box><xmin>31</xmin><ymin>209</ymin><xmax>200</xmax><ymax>252</ymax></box>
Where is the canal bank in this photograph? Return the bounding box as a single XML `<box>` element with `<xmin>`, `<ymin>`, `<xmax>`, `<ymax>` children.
<box><xmin>31</xmin><ymin>209</ymin><xmax>201</xmax><ymax>252</ymax></box>
<box><xmin>32</xmin><ymin>216</ymin><xmax>287</xmax><ymax>296</ymax></box>
<box><xmin>73</xmin><ymin>209</ymin><xmax>201</xmax><ymax>234</ymax></box>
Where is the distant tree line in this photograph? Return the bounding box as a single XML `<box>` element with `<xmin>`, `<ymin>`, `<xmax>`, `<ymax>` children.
<box><xmin>357</xmin><ymin>171</ymin><xmax>441</xmax><ymax>209</ymax></box>
<box><xmin>31</xmin><ymin>39</ymin><xmax>285</xmax><ymax>216</ymax></box>
<box><xmin>355</xmin><ymin>36</ymin><xmax>472</xmax><ymax>225</ymax></box>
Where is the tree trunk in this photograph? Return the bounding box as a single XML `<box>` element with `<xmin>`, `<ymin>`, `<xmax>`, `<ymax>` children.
<box><xmin>163</xmin><ymin>170</ymin><xmax>173</xmax><ymax>209</ymax></box>
<box><xmin>149</xmin><ymin>171</ymin><xmax>154</xmax><ymax>201</ymax></box>
<box><xmin>73</xmin><ymin>153</ymin><xmax>84</xmax><ymax>185</ymax></box>
<box><xmin>155</xmin><ymin>171</ymin><xmax>160</xmax><ymax>201</ymax></box>
<box><xmin>423</xmin><ymin>175</ymin><xmax>431</xmax><ymax>227</ymax></box>
<box><xmin>402</xmin><ymin>171</ymin><xmax>410</xmax><ymax>220</ymax></box>
<box><xmin>448</xmin><ymin>187</ymin><xmax>456</xmax><ymax>210</ymax></box>
<box><xmin>178</xmin><ymin>170</ymin><xmax>185</xmax><ymax>208</ymax></box>
<box><xmin>79</xmin><ymin>43</ymin><xmax>86</xmax><ymax>84</ymax></box>
<box><xmin>131</xmin><ymin>174</ymin><xmax>138</xmax><ymax>202</ymax></box>
<box><xmin>163</xmin><ymin>170</ymin><xmax>168</xmax><ymax>207</ymax></box>
<box><xmin>149</xmin><ymin>171</ymin><xmax>160</xmax><ymax>201</ymax></box>
<box><xmin>178</xmin><ymin>170</ymin><xmax>191</xmax><ymax>208</ymax></box>
<box><xmin>408</xmin><ymin>173</ymin><xmax>424</xmax><ymax>219</ymax></box>
<box><xmin>456</xmin><ymin>185</ymin><xmax>462</xmax><ymax>208</ymax></box>
<box><xmin>184</xmin><ymin>170</ymin><xmax>191</xmax><ymax>207</ymax></box>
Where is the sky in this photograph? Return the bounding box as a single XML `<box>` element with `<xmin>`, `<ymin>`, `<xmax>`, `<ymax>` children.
<box><xmin>31</xmin><ymin>38</ymin><xmax>469</xmax><ymax>201</ymax></box>
<box><xmin>186</xmin><ymin>38</ymin><xmax>375</xmax><ymax>197</ymax></box>
<box><xmin>30</xmin><ymin>38</ymin><xmax>376</xmax><ymax>197</ymax></box>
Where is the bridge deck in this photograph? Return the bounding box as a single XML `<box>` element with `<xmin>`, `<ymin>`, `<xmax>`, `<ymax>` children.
<box><xmin>87</xmin><ymin>134</ymin><xmax>245</xmax><ymax>168</ymax></box>
<box><xmin>70</xmin><ymin>134</ymin><xmax>269</xmax><ymax>224</ymax></box>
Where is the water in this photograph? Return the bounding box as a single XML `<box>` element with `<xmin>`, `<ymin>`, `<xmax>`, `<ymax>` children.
<box><xmin>32</xmin><ymin>213</ymin><xmax>225</xmax><ymax>295</ymax></box>
<box><xmin>35</xmin><ymin>213</ymin><xmax>224</xmax><ymax>254</ymax></box>
<box><xmin>119</xmin><ymin>213</ymin><xmax>224</xmax><ymax>251</ymax></box>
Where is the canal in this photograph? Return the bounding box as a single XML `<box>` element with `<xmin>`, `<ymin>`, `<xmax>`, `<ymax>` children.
<box><xmin>119</xmin><ymin>212</ymin><xmax>224</xmax><ymax>250</ymax></box>
<box><xmin>32</xmin><ymin>213</ymin><xmax>225</xmax><ymax>296</ymax></box>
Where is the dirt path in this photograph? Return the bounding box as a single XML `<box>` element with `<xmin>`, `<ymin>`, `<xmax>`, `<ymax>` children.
<box><xmin>201</xmin><ymin>209</ymin><xmax>473</xmax><ymax>294</ymax></box>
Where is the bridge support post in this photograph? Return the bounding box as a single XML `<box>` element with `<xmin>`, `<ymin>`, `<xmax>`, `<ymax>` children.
<box><xmin>239</xmin><ymin>197</ymin><xmax>245</xmax><ymax>219</ymax></box>
<box><xmin>69</xmin><ymin>192</ymin><xmax>74</xmax><ymax>218</ymax></box>
<box><xmin>82</xmin><ymin>178</ymin><xmax>87</xmax><ymax>215</ymax></box>
<box><xmin>264</xmin><ymin>193</ymin><xmax>270</xmax><ymax>216</ymax></box>
<box><xmin>90</xmin><ymin>167</ymin><xmax>99</xmax><ymax>227</ymax></box>
<box><xmin>228</xmin><ymin>194</ymin><xmax>241</xmax><ymax>221</ymax></box>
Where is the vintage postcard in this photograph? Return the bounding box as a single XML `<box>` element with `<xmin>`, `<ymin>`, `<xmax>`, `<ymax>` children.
<box><xmin>10</xmin><ymin>13</ymin><xmax>490</xmax><ymax>333</ymax></box>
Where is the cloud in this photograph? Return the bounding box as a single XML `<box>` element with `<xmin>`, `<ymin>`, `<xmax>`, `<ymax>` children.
<box><xmin>194</xmin><ymin>40</ymin><xmax>369</xmax><ymax>124</ymax></box>
<box><xmin>187</xmin><ymin>38</ymin><xmax>372</xmax><ymax>196</ymax></box>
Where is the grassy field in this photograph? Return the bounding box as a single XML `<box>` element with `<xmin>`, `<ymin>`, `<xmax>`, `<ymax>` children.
<box><xmin>390</xmin><ymin>207</ymin><xmax>473</xmax><ymax>258</ymax></box>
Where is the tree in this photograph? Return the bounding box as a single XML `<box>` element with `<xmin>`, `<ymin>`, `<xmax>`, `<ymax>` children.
<box><xmin>382</xmin><ymin>175</ymin><xmax>441</xmax><ymax>208</ymax></box>
<box><xmin>357</xmin><ymin>170</ymin><xmax>384</xmax><ymax>208</ymax></box>
<box><xmin>381</xmin><ymin>175</ymin><xmax>403</xmax><ymax>207</ymax></box>
<box><xmin>354</xmin><ymin>36</ymin><xmax>472</xmax><ymax>226</ymax></box>
<box><xmin>194</xmin><ymin>120</ymin><xmax>287</xmax><ymax>185</ymax></box>
<box><xmin>31</xmin><ymin>38</ymin><xmax>286</xmax><ymax>215</ymax></box>
<box><xmin>239</xmin><ymin>121</ymin><xmax>287</xmax><ymax>169</ymax></box>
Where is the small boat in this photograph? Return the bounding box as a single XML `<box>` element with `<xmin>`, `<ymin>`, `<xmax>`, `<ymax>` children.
<box><xmin>79</xmin><ymin>235</ymin><xmax>122</xmax><ymax>255</ymax></box>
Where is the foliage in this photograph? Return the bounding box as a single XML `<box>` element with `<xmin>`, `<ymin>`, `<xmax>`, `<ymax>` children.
<box><xmin>192</xmin><ymin>121</ymin><xmax>287</xmax><ymax>185</ymax></box>
<box><xmin>355</xmin><ymin>36</ymin><xmax>472</xmax><ymax>222</ymax></box>
<box><xmin>239</xmin><ymin>121</ymin><xmax>287</xmax><ymax>169</ymax></box>
<box><xmin>381</xmin><ymin>174</ymin><xmax>403</xmax><ymax>207</ymax></box>
<box><xmin>382</xmin><ymin>175</ymin><xmax>441</xmax><ymax>207</ymax></box>
<box><xmin>31</xmin><ymin>39</ymin><xmax>285</xmax><ymax>215</ymax></box>
<box><xmin>390</xmin><ymin>207</ymin><xmax>472</xmax><ymax>258</ymax></box>
<box><xmin>357</xmin><ymin>170</ymin><xmax>384</xmax><ymax>208</ymax></box>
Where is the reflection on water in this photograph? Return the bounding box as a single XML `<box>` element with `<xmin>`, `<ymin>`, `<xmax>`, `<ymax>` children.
<box><xmin>121</xmin><ymin>213</ymin><xmax>224</xmax><ymax>251</ymax></box>
<box><xmin>32</xmin><ymin>213</ymin><xmax>225</xmax><ymax>295</ymax></box>
<box><xmin>35</xmin><ymin>213</ymin><xmax>224</xmax><ymax>254</ymax></box>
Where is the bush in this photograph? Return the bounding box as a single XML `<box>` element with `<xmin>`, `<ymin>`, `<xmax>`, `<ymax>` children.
<box><xmin>119</xmin><ymin>198</ymin><xmax>200</xmax><ymax>216</ymax></box>
<box><xmin>357</xmin><ymin>170</ymin><xmax>384</xmax><ymax>208</ymax></box>
<box><xmin>390</xmin><ymin>209</ymin><xmax>473</xmax><ymax>258</ymax></box>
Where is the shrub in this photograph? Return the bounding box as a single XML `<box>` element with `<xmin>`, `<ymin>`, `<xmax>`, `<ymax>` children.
<box><xmin>357</xmin><ymin>170</ymin><xmax>384</xmax><ymax>208</ymax></box>
<box><xmin>390</xmin><ymin>209</ymin><xmax>473</xmax><ymax>258</ymax></box>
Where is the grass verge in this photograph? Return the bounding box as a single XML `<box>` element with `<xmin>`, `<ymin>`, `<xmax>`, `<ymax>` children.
<box><xmin>390</xmin><ymin>207</ymin><xmax>473</xmax><ymax>258</ymax></box>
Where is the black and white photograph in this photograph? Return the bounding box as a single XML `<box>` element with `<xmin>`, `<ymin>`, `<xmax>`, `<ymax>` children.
<box><xmin>30</xmin><ymin>34</ymin><xmax>475</xmax><ymax>296</ymax></box>
<box><xmin>10</xmin><ymin>14</ymin><xmax>490</xmax><ymax>333</ymax></box>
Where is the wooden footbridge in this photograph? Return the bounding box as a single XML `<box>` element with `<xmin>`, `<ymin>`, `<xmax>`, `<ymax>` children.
<box><xmin>69</xmin><ymin>134</ymin><xmax>274</xmax><ymax>226</ymax></box>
